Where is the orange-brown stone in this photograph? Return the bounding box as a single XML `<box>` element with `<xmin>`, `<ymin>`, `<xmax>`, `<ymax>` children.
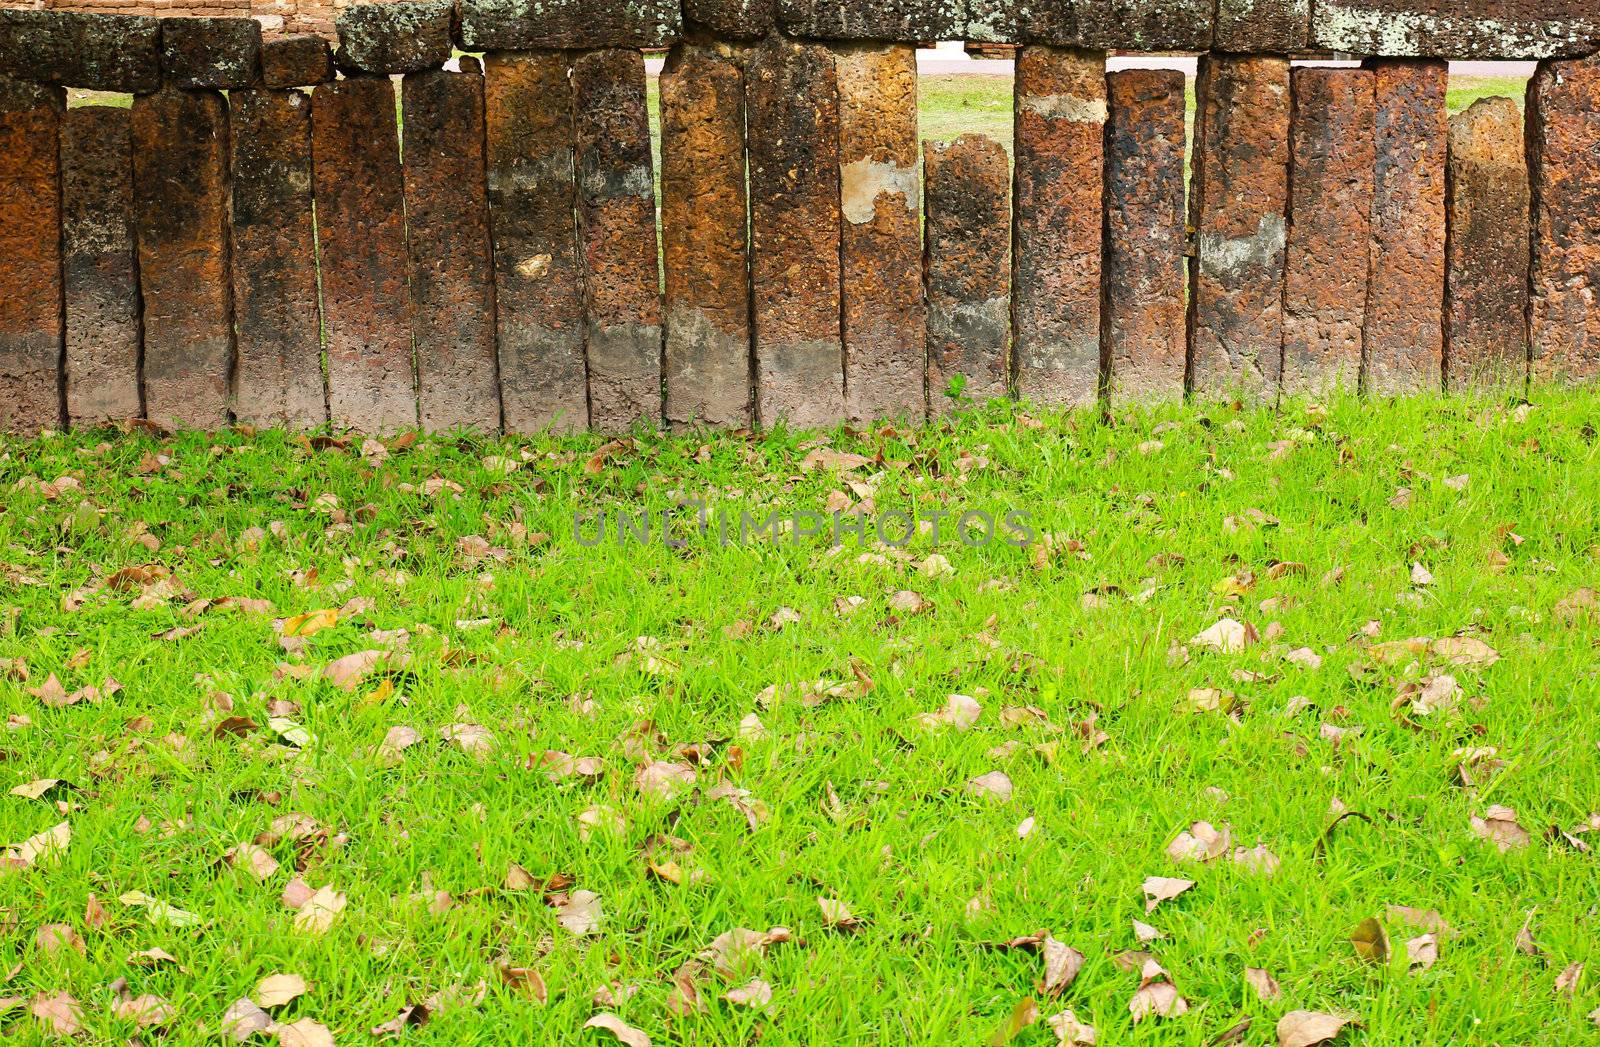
<box><xmin>0</xmin><ymin>79</ymin><xmax>64</xmax><ymax>434</ymax></box>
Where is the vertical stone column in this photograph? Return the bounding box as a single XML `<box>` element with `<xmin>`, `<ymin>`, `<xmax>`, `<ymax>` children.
<box><xmin>1012</xmin><ymin>46</ymin><xmax>1105</xmax><ymax>409</ymax></box>
<box><xmin>1445</xmin><ymin>97</ymin><xmax>1529</xmax><ymax>391</ymax></box>
<box><xmin>572</xmin><ymin>48</ymin><xmax>662</xmax><ymax>434</ymax></box>
<box><xmin>837</xmin><ymin>43</ymin><xmax>924</xmax><ymax>423</ymax></box>
<box><xmin>924</xmin><ymin>134</ymin><xmax>1010</xmax><ymax>415</ymax></box>
<box><xmin>1282</xmin><ymin>67</ymin><xmax>1374</xmax><ymax>397</ymax></box>
<box><xmin>132</xmin><ymin>85</ymin><xmax>233</xmax><ymax>431</ymax></box>
<box><xmin>0</xmin><ymin>78</ymin><xmax>64</xmax><ymax>435</ymax></box>
<box><xmin>62</xmin><ymin>105</ymin><xmax>139</xmax><ymax>428</ymax></box>
<box><xmin>402</xmin><ymin>61</ymin><xmax>501</xmax><ymax>433</ymax></box>
<box><xmin>484</xmin><ymin>51</ymin><xmax>588</xmax><ymax>433</ymax></box>
<box><xmin>660</xmin><ymin>43</ymin><xmax>751</xmax><ymax>430</ymax></box>
<box><xmin>1188</xmin><ymin>55</ymin><xmax>1291</xmax><ymax>403</ymax></box>
<box><xmin>746</xmin><ymin>36</ymin><xmax>844</xmax><ymax>429</ymax></box>
<box><xmin>1528</xmin><ymin>54</ymin><xmax>1600</xmax><ymax>385</ymax></box>
<box><xmin>230</xmin><ymin>88</ymin><xmax>325</xmax><ymax>429</ymax></box>
<box><xmin>1363</xmin><ymin>59</ymin><xmax>1447</xmax><ymax>396</ymax></box>
<box><xmin>311</xmin><ymin>76</ymin><xmax>416</xmax><ymax>433</ymax></box>
<box><xmin>1103</xmin><ymin>69</ymin><xmax>1187</xmax><ymax>407</ymax></box>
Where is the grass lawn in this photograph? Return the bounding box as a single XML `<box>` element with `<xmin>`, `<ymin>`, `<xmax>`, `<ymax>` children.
<box><xmin>3</xmin><ymin>389</ymin><xmax>1599</xmax><ymax>1044</ymax></box>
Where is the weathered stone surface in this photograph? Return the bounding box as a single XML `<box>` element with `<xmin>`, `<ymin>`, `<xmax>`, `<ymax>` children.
<box><xmin>1282</xmin><ymin>68</ymin><xmax>1373</xmax><ymax>397</ymax></box>
<box><xmin>484</xmin><ymin>51</ymin><xmax>587</xmax><ymax>434</ymax></box>
<box><xmin>402</xmin><ymin>64</ymin><xmax>500</xmax><ymax>433</ymax></box>
<box><xmin>62</xmin><ymin>106</ymin><xmax>139</xmax><ymax>428</ymax></box>
<box><xmin>660</xmin><ymin>45</ymin><xmax>751</xmax><ymax>430</ymax></box>
<box><xmin>1012</xmin><ymin>46</ymin><xmax>1104</xmax><ymax>409</ymax></box>
<box><xmin>0</xmin><ymin>11</ymin><xmax>161</xmax><ymax>94</ymax></box>
<box><xmin>1188</xmin><ymin>54</ymin><xmax>1291</xmax><ymax>403</ymax></box>
<box><xmin>1445</xmin><ymin>97</ymin><xmax>1529</xmax><ymax>390</ymax></box>
<box><xmin>1103</xmin><ymin>69</ymin><xmax>1186</xmax><ymax>406</ymax></box>
<box><xmin>746</xmin><ymin>36</ymin><xmax>843</xmax><ymax>429</ymax></box>
<box><xmin>924</xmin><ymin>134</ymin><xmax>1010</xmax><ymax>415</ymax></box>
<box><xmin>230</xmin><ymin>88</ymin><xmax>325</xmax><ymax>429</ymax></box>
<box><xmin>458</xmin><ymin>0</ymin><xmax>680</xmax><ymax>51</ymax></box>
<box><xmin>312</xmin><ymin>76</ymin><xmax>417</xmax><ymax>432</ymax></box>
<box><xmin>0</xmin><ymin>80</ymin><xmax>64</xmax><ymax>434</ymax></box>
<box><xmin>1072</xmin><ymin>0</ymin><xmax>1215</xmax><ymax>51</ymax></box>
<box><xmin>161</xmin><ymin>16</ymin><xmax>261</xmax><ymax>90</ymax></box>
<box><xmin>1363</xmin><ymin>59</ymin><xmax>1447</xmax><ymax>394</ymax></box>
<box><xmin>683</xmin><ymin>0</ymin><xmax>773</xmax><ymax>38</ymax></box>
<box><xmin>572</xmin><ymin>49</ymin><xmax>662</xmax><ymax>434</ymax></box>
<box><xmin>262</xmin><ymin>33</ymin><xmax>334</xmax><ymax>89</ymax></box>
<box><xmin>1528</xmin><ymin>55</ymin><xmax>1600</xmax><ymax>385</ymax></box>
<box><xmin>335</xmin><ymin>0</ymin><xmax>453</xmax><ymax>75</ymax></box>
<box><xmin>837</xmin><ymin>44</ymin><xmax>924</xmax><ymax>424</ymax></box>
<box><xmin>1313</xmin><ymin>2</ymin><xmax>1600</xmax><ymax>60</ymax></box>
<box><xmin>1215</xmin><ymin>0</ymin><xmax>1309</xmax><ymax>53</ymax></box>
<box><xmin>779</xmin><ymin>0</ymin><xmax>970</xmax><ymax>42</ymax></box>
<box><xmin>132</xmin><ymin>86</ymin><xmax>233</xmax><ymax>431</ymax></box>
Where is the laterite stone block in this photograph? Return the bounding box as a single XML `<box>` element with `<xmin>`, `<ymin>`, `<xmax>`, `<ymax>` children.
<box><xmin>682</xmin><ymin>0</ymin><xmax>774</xmax><ymax>38</ymax></box>
<box><xmin>1188</xmin><ymin>54</ymin><xmax>1291</xmax><ymax>403</ymax></box>
<box><xmin>1215</xmin><ymin>0</ymin><xmax>1309</xmax><ymax>53</ymax></box>
<box><xmin>335</xmin><ymin>0</ymin><xmax>453</xmax><ymax>75</ymax></box>
<box><xmin>1445</xmin><ymin>97</ymin><xmax>1529</xmax><ymax>390</ymax></box>
<box><xmin>1012</xmin><ymin>45</ymin><xmax>1104</xmax><ymax>409</ymax></box>
<box><xmin>1528</xmin><ymin>55</ymin><xmax>1600</xmax><ymax>385</ymax></box>
<box><xmin>746</xmin><ymin>36</ymin><xmax>844</xmax><ymax>429</ymax></box>
<box><xmin>1103</xmin><ymin>69</ymin><xmax>1187</xmax><ymax>406</ymax></box>
<box><xmin>0</xmin><ymin>79</ymin><xmax>64</xmax><ymax>435</ymax></box>
<box><xmin>924</xmin><ymin>134</ymin><xmax>1010</xmax><ymax>414</ymax></box>
<box><xmin>1073</xmin><ymin>0</ymin><xmax>1215</xmax><ymax>52</ymax></box>
<box><xmin>402</xmin><ymin>64</ymin><xmax>501</xmax><ymax>433</ymax></box>
<box><xmin>1363</xmin><ymin>59</ymin><xmax>1447</xmax><ymax>395</ymax></box>
<box><xmin>1282</xmin><ymin>68</ymin><xmax>1374</xmax><ymax>397</ymax></box>
<box><xmin>312</xmin><ymin>76</ymin><xmax>418</xmax><ymax>432</ymax></box>
<box><xmin>262</xmin><ymin>34</ymin><xmax>334</xmax><ymax>88</ymax></box>
<box><xmin>484</xmin><ymin>51</ymin><xmax>588</xmax><ymax>433</ymax></box>
<box><xmin>132</xmin><ymin>87</ymin><xmax>233</xmax><ymax>431</ymax></box>
<box><xmin>778</xmin><ymin>0</ymin><xmax>969</xmax><ymax>42</ymax></box>
<box><xmin>230</xmin><ymin>88</ymin><xmax>326</xmax><ymax>429</ymax></box>
<box><xmin>161</xmin><ymin>16</ymin><xmax>261</xmax><ymax>90</ymax></box>
<box><xmin>458</xmin><ymin>0</ymin><xmax>680</xmax><ymax>51</ymax></box>
<box><xmin>0</xmin><ymin>11</ymin><xmax>161</xmax><ymax>94</ymax></box>
<box><xmin>661</xmin><ymin>44</ymin><xmax>752</xmax><ymax>430</ymax></box>
<box><xmin>62</xmin><ymin>106</ymin><xmax>140</xmax><ymax>428</ymax></box>
<box><xmin>837</xmin><ymin>44</ymin><xmax>925</xmax><ymax>424</ymax></box>
<box><xmin>573</xmin><ymin>49</ymin><xmax>663</xmax><ymax>434</ymax></box>
<box><xmin>1312</xmin><ymin>1</ymin><xmax>1600</xmax><ymax>60</ymax></box>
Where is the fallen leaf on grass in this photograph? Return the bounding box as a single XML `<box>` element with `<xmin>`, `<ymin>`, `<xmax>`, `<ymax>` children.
<box><xmin>987</xmin><ymin>997</ymin><xmax>1038</xmax><ymax>1045</ymax></box>
<box><xmin>1167</xmin><ymin>821</ymin><xmax>1231</xmax><ymax>863</ymax></box>
<box><xmin>1141</xmin><ymin>876</ymin><xmax>1193</xmax><ymax>912</ymax></box>
<box><xmin>498</xmin><ymin>964</ymin><xmax>548</xmax><ymax>1004</ymax></box>
<box><xmin>221</xmin><ymin>997</ymin><xmax>274</xmax><ymax>1042</ymax></box>
<box><xmin>322</xmin><ymin>650</ymin><xmax>400</xmax><ymax>690</ymax></box>
<box><xmin>1128</xmin><ymin>958</ymin><xmax>1187</xmax><ymax>1022</ymax></box>
<box><xmin>30</xmin><ymin>991</ymin><xmax>83</xmax><ymax>1037</ymax></box>
<box><xmin>276</xmin><ymin>1017</ymin><xmax>334</xmax><ymax>1047</ymax></box>
<box><xmin>34</xmin><ymin>924</ymin><xmax>83</xmax><ymax>956</ymax></box>
<box><xmin>291</xmin><ymin>886</ymin><xmax>347</xmax><ymax>935</ymax></box>
<box><xmin>1233</xmin><ymin>843</ymin><xmax>1281</xmax><ymax>876</ymax></box>
<box><xmin>700</xmin><ymin>927</ymin><xmax>791</xmax><ymax>980</ymax></box>
<box><xmin>1038</xmin><ymin>937</ymin><xmax>1084</xmax><ymax>996</ymax></box>
<box><xmin>913</xmin><ymin>693</ymin><xmax>982</xmax><ymax>731</ymax></box>
<box><xmin>1556</xmin><ymin>961</ymin><xmax>1584</xmax><ymax>995</ymax></box>
<box><xmin>818</xmin><ymin>896</ymin><xmax>860</xmax><ymax>929</ymax></box>
<box><xmin>1350</xmin><ymin>916</ymin><xmax>1389</xmax><ymax>966</ymax></box>
<box><xmin>113</xmin><ymin>993</ymin><xmax>173</xmax><ymax>1027</ymax></box>
<box><xmin>440</xmin><ymin>723</ymin><xmax>494</xmax><ymax>758</ymax></box>
<box><xmin>1471</xmin><ymin>805</ymin><xmax>1530</xmax><ymax>851</ymax></box>
<box><xmin>1045</xmin><ymin>1009</ymin><xmax>1096</xmax><ymax>1046</ymax></box>
<box><xmin>554</xmin><ymin>889</ymin><xmax>602</xmax><ymax>936</ymax></box>
<box><xmin>585</xmin><ymin>1013</ymin><xmax>651</xmax><ymax>1047</ymax></box>
<box><xmin>1386</xmin><ymin>905</ymin><xmax>1451</xmax><ymax>935</ymax></box>
<box><xmin>119</xmin><ymin>890</ymin><xmax>200</xmax><ymax>927</ymax></box>
<box><xmin>966</xmin><ymin>771</ymin><xmax>1013</xmax><ymax>803</ymax></box>
<box><xmin>256</xmin><ymin>973</ymin><xmax>307</xmax><ymax>1008</ymax></box>
<box><xmin>1277</xmin><ymin>1010</ymin><xmax>1355</xmax><ymax>1047</ymax></box>
<box><xmin>636</xmin><ymin>761</ymin><xmax>695</xmax><ymax>801</ymax></box>
<box><xmin>723</xmin><ymin>979</ymin><xmax>772</xmax><ymax>1009</ymax></box>
<box><xmin>1246</xmin><ymin>967</ymin><xmax>1280</xmax><ymax>1000</ymax></box>
<box><xmin>1190</xmin><ymin>617</ymin><xmax>1258</xmax><ymax>654</ymax></box>
<box><xmin>1406</xmin><ymin>933</ymin><xmax>1438</xmax><ymax>973</ymax></box>
<box><xmin>9</xmin><ymin>779</ymin><xmax>72</xmax><ymax>801</ymax></box>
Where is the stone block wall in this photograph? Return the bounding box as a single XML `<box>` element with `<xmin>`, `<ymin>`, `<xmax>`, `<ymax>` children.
<box><xmin>0</xmin><ymin>3</ymin><xmax>1597</xmax><ymax>434</ymax></box>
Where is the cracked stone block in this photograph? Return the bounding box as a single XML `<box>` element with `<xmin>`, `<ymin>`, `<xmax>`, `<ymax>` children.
<box><xmin>0</xmin><ymin>10</ymin><xmax>161</xmax><ymax>94</ymax></box>
<box><xmin>459</xmin><ymin>0</ymin><xmax>680</xmax><ymax>51</ymax></box>
<box><xmin>838</xmin><ymin>43</ymin><xmax>925</xmax><ymax>424</ymax></box>
<box><xmin>484</xmin><ymin>51</ymin><xmax>587</xmax><ymax>434</ymax></box>
<box><xmin>335</xmin><ymin>0</ymin><xmax>453</xmax><ymax>76</ymax></box>
<box><xmin>573</xmin><ymin>49</ymin><xmax>662</xmax><ymax>434</ymax></box>
<box><xmin>230</xmin><ymin>88</ymin><xmax>326</xmax><ymax>429</ymax></box>
<box><xmin>1445</xmin><ymin>97</ymin><xmax>1529</xmax><ymax>391</ymax></box>
<box><xmin>1073</xmin><ymin>0</ymin><xmax>1215</xmax><ymax>52</ymax></box>
<box><xmin>0</xmin><ymin>79</ymin><xmax>64</xmax><ymax>435</ymax></box>
<box><xmin>779</xmin><ymin>0</ymin><xmax>972</xmax><ymax>42</ymax></box>
<box><xmin>1012</xmin><ymin>45</ymin><xmax>1104</xmax><ymax>409</ymax></box>
<box><xmin>62</xmin><ymin>106</ymin><xmax>140</xmax><ymax>428</ymax></box>
<box><xmin>133</xmin><ymin>86</ymin><xmax>234</xmax><ymax>431</ymax></box>
<box><xmin>924</xmin><ymin>134</ymin><xmax>1010</xmax><ymax>415</ymax></box>
<box><xmin>1188</xmin><ymin>54</ymin><xmax>1291</xmax><ymax>403</ymax></box>
<box><xmin>1312</xmin><ymin>1</ymin><xmax>1600</xmax><ymax>60</ymax></box>
<box><xmin>1282</xmin><ymin>68</ymin><xmax>1374</xmax><ymax>397</ymax></box>
<box><xmin>312</xmin><ymin>77</ymin><xmax>417</xmax><ymax>433</ymax></box>
<box><xmin>1528</xmin><ymin>54</ymin><xmax>1600</xmax><ymax>385</ymax></box>
<box><xmin>661</xmin><ymin>44</ymin><xmax>751</xmax><ymax>430</ymax></box>
<box><xmin>162</xmin><ymin>16</ymin><xmax>261</xmax><ymax>90</ymax></box>
<box><xmin>1214</xmin><ymin>0</ymin><xmax>1309</xmax><ymax>53</ymax></box>
<box><xmin>683</xmin><ymin>0</ymin><xmax>773</xmax><ymax>38</ymax></box>
<box><xmin>746</xmin><ymin>36</ymin><xmax>844</xmax><ymax>429</ymax></box>
<box><xmin>1103</xmin><ymin>69</ymin><xmax>1187</xmax><ymax>407</ymax></box>
<box><xmin>1363</xmin><ymin>59</ymin><xmax>1447</xmax><ymax>395</ymax></box>
<box><xmin>402</xmin><ymin>64</ymin><xmax>501</xmax><ymax>433</ymax></box>
<box><xmin>262</xmin><ymin>33</ymin><xmax>334</xmax><ymax>88</ymax></box>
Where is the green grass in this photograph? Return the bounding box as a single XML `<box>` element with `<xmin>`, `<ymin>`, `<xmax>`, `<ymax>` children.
<box><xmin>4</xmin><ymin>389</ymin><xmax>1600</xmax><ymax>1043</ymax></box>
